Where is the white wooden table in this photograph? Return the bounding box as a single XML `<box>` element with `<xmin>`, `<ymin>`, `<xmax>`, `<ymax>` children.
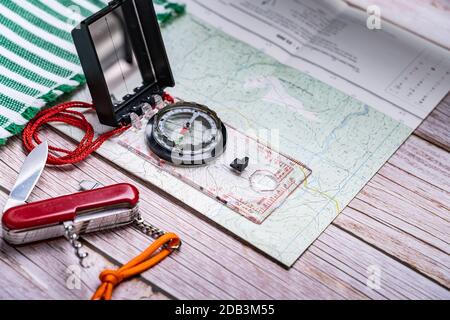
<box><xmin>0</xmin><ymin>0</ymin><xmax>449</xmax><ymax>299</ymax></box>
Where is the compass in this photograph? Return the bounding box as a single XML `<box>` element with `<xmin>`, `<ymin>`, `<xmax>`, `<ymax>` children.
<box><xmin>146</xmin><ymin>102</ymin><xmax>227</xmax><ymax>166</ymax></box>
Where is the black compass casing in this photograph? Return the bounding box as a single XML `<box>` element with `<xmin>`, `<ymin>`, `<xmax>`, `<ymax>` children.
<box><xmin>72</xmin><ymin>0</ymin><xmax>227</xmax><ymax>166</ymax></box>
<box><xmin>72</xmin><ymin>0</ymin><xmax>174</xmax><ymax>127</ymax></box>
<box><xmin>145</xmin><ymin>102</ymin><xmax>227</xmax><ymax>166</ymax></box>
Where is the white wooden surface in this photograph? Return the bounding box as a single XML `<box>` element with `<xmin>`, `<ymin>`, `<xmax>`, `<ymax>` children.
<box><xmin>0</xmin><ymin>1</ymin><xmax>449</xmax><ymax>299</ymax></box>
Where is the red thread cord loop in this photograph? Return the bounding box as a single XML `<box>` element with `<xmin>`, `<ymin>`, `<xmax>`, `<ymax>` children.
<box><xmin>23</xmin><ymin>93</ymin><xmax>174</xmax><ymax>165</ymax></box>
<box><xmin>22</xmin><ymin>101</ymin><xmax>129</xmax><ymax>165</ymax></box>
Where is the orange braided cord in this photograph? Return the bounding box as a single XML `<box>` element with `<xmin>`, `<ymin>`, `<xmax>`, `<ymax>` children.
<box><xmin>92</xmin><ymin>232</ymin><xmax>181</xmax><ymax>300</ymax></box>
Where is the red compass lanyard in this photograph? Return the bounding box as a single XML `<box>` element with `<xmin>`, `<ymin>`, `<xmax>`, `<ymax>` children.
<box><xmin>22</xmin><ymin>93</ymin><xmax>174</xmax><ymax>165</ymax></box>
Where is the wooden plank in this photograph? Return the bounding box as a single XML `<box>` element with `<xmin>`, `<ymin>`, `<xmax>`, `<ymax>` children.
<box><xmin>388</xmin><ymin>135</ymin><xmax>450</xmax><ymax>192</ymax></box>
<box><xmin>0</xmin><ymin>188</ymin><xmax>169</xmax><ymax>300</ymax></box>
<box><xmin>0</xmin><ymin>239</ymin><xmax>54</xmax><ymax>299</ymax></box>
<box><xmin>355</xmin><ymin>166</ymin><xmax>449</xmax><ymax>252</ymax></box>
<box><xmin>378</xmin><ymin>163</ymin><xmax>450</xmax><ymax>225</ymax></box>
<box><xmin>415</xmin><ymin>96</ymin><xmax>450</xmax><ymax>152</ymax></box>
<box><xmin>345</xmin><ymin>0</ymin><xmax>450</xmax><ymax>49</ymax></box>
<box><xmin>303</xmin><ymin>226</ymin><xmax>450</xmax><ymax>299</ymax></box>
<box><xmin>335</xmin><ymin>207</ymin><xmax>450</xmax><ymax>288</ymax></box>
<box><xmin>0</xmin><ymin>238</ymin><xmax>169</xmax><ymax>300</ymax></box>
<box><xmin>298</xmin><ymin>133</ymin><xmax>450</xmax><ymax>296</ymax></box>
<box><xmin>1</xmin><ymin>131</ymin><xmax>448</xmax><ymax>298</ymax></box>
<box><xmin>436</xmin><ymin>98</ymin><xmax>450</xmax><ymax>117</ymax></box>
<box><xmin>334</xmin><ymin>134</ymin><xmax>450</xmax><ymax>288</ymax></box>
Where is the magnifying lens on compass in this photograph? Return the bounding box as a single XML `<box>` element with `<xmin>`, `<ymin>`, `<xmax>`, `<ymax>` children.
<box><xmin>145</xmin><ymin>102</ymin><xmax>227</xmax><ymax>166</ymax></box>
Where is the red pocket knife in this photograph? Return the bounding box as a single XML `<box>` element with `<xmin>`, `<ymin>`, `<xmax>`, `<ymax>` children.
<box><xmin>1</xmin><ymin>141</ymin><xmax>141</xmax><ymax>266</ymax></box>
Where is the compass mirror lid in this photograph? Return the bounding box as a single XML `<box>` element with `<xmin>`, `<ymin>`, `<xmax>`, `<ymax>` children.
<box><xmin>72</xmin><ymin>0</ymin><xmax>174</xmax><ymax>127</ymax></box>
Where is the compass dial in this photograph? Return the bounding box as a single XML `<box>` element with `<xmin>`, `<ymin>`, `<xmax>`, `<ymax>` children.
<box><xmin>146</xmin><ymin>102</ymin><xmax>227</xmax><ymax>166</ymax></box>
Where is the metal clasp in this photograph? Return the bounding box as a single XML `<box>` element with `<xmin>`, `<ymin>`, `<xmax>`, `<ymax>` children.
<box><xmin>63</xmin><ymin>222</ymin><xmax>89</xmax><ymax>268</ymax></box>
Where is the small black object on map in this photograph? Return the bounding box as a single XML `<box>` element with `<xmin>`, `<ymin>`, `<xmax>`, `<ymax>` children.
<box><xmin>230</xmin><ymin>157</ymin><xmax>249</xmax><ymax>173</ymax></box>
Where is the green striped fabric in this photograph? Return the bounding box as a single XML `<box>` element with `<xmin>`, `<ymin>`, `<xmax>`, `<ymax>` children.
<box><xmin>0</xmin><ymin>0</ymin><xmax>185</xmax><ymax>145</ymax></box>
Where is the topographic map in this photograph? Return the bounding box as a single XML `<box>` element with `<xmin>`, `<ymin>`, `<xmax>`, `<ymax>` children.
<box><xmin>60</xmin><ymin>15</ymin><xmax>413</xmax><ymax>266</ymax></box>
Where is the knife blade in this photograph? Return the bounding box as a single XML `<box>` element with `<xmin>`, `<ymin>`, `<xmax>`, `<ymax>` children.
<box><xmin>2</xmin><ymin>141</ymin><xmax>48</xmax><ymax>213</ymax></box>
